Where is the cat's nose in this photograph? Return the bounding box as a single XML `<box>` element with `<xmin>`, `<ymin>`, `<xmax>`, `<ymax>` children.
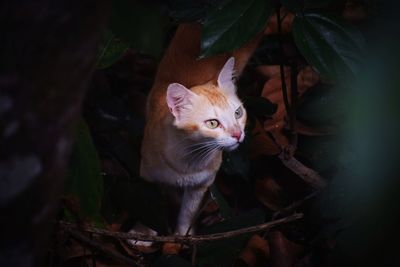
<box><xmin>231</xmin><ymin>130</ymin><xmax>242</xmax><ymax>142</ymax></box>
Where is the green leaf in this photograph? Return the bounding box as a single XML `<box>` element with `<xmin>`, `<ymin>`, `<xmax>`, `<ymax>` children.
<box><xmin>304</xmin><ymin>0</ymin><xmax>333</xmax><ymax>9</ymax></box>
<box><xmin>168</xmin><ymin>0</ymin><xmax>221</xmax><ymax>22</ymax></box>
<box><xmin>197</xmin><ymin>209</ymin><xmax>265</xmax><ymax>267</ymax></box>
<box><xmin>109</xmin><ymin>0</ymin><xmax>169</xmax><ymax>59</ymax></box>
<box><xmin>65</xmin><ymin>119</ymin><xmax>103</xmax><ymax>225</ymax></box>
<box><xmin>292</xmin><ymin>12</ymin><xmax>365</xmax><ymax>81</ymax></box>
<box><xmin>297</xmin><ymin>85</ymin><xmax>347</xmax><ymax>126</ymax></box>
<box><xmin>96</xmin><ymin>32</ymin><xmax>129</xmax><ymax>69</ymax></box>
<box><xmin>200</xmin><ymin>0</ymin><xmax>273</xmax><ymax>58</ymax></box>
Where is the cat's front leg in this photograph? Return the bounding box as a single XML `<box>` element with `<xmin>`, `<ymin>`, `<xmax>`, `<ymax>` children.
<box><xmin>175</xmin><ymin>185</ymin><xmax>208</xmax><ymax>235</ymax></box>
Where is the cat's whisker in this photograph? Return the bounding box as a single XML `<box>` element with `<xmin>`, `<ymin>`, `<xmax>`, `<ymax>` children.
<box><xmin>199</xmin><ymin>147</ymin><xmax>220</xmax><ymax>166</ymax></box>
<box><xmin>170</xmin><ymin>135</ymin><xmax>193</xmax><ymax>149</ymax></box>
<box><xmin>185</xmin><ymin>143</ymin><xmax>216</xmax><ymax>164</ymax></box>
<box><xmin>195</xmin><ymin>144</ymin><xmax>220</xmax><ymax>166</ymax></box>
<box><xmin>182</xmin><ymin>140</ymin><xmax>218</xmax><ymax>157</ymax></box>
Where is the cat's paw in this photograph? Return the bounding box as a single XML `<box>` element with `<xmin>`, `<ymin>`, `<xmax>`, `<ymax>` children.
<box><xmin>126</xmin><ymin>222</ymin><xmax>158</xmax><ymax>248</ymax></box>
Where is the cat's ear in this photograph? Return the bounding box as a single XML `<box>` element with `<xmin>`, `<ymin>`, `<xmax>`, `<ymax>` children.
<box><xmin>217</xmin><ymin>57</ymin><xmax>236</xmax><ymax>94</ymax></box>
<box><xmin>166</xmin><ymin>83</ymin><xmax>197</xmax><ymax>120</ymax></box>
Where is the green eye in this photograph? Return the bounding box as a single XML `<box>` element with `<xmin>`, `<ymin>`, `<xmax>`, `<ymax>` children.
<box><xmin>205</xmin><ymin>119</ymin><xmax>220</xmax><ymax>129</ymax></box>
<box><xmin>235</xmin><ymin>107</ymin><xmax>243</xmax><ymax>119</ymax></box>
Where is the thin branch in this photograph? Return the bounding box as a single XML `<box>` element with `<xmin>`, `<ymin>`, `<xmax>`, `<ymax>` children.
<box><xmin>279</xmin><ymin>153</ymin><xmax>327</xmax><ymax>189</ymax></box>
<box><xmin>263</xmin><ymin>192</ymin><xmax>319</xmax><ymax>238</ymax></box>
<box><xmin>67</xmin><ymin>228</ymin><xmax>144</xmax><ymax>267</ymax></box>
<box><xmin>60</xmin><ymin>213</ymin><xmax>303</xmax><ymax>245</ymax></box>
<box><xmin>272</xmin><ymin>191</ymin><xmax>320</xmax><ymax>221</ymax></box>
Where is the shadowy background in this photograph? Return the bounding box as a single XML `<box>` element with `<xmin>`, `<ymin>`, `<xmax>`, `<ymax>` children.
<box><xmin>1</xmin><ymin>0</ymin><xmax>400</xmax><ymax>267</ymax></box>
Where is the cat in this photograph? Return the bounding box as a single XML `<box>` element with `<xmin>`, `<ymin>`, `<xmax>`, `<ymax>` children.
<box><xmin>131</xmin><ymin>23</ymin><xmax>262</xmax><ymax>243</ymax></box>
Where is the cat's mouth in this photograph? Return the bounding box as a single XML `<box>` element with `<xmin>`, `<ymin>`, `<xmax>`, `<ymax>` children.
<box><xmin>223</xmin><ymin>143</ymin><xmax>239</xmax><ymax>151</ymax></box>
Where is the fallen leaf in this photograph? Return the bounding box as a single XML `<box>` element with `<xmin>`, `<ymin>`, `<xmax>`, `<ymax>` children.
<box><xmin>343</xmin><ymin>1</ymin><xmax>368</xmax><ymax>21</ymax></box>
<box><xmin>162</xmin><ymin>242</ymin><xmax>182</xmax><ymax>255</ymax></box>
<box><xmin>255</xmin><ymin>175</ymin><xmax>286</xmax><ymax>211</ymax></box>
<box><xmin>260</xmin><ymin>66</ymin><xmax>320</xmax><ymax>147</ymax></box>
<box><xmin>237</xmin><ymin>234</ymin><xmax>270</xmax><ymax>267</ymax></box>
<box><xmin>250</xmin><ymin>119</ymin><xmax>281</xmax><ymax>159</ymax></box>
<box><xmin>268</xmin><ymin>231</ymin><xmax>304</xmax><ymax>267</ymax></box>
<box><xmin>256</xmin><ymin>65</ymin><xmax>287</xmax><ymax>78</ymax></box>
<box><xmin>264</xmin><ymin>8</ymin><xmax>295</xmax><ymax>35</ymax></box>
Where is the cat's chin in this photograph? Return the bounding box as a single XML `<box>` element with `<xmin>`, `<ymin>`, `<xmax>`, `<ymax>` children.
<box><xmin>223</xmin><ymin>143</ymin><xmax>239</xmax><ymax>152</ymax></box>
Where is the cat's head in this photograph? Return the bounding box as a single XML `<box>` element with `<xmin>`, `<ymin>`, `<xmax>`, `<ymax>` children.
<box><xmin>166</xmin><ymin>57</ymin><xmax>246</xmax><ymax>151</ymax></box>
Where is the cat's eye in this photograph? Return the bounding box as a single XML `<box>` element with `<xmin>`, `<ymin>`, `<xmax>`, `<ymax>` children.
<box><xmin>235</xmin><ymin>107</ymin><xmax>243</xmax><ymax>119</ymax></box>
<box><xmin>205</xmin><ymin>119</ymin><xmax>220</xmax><ymax>129</ymax></box>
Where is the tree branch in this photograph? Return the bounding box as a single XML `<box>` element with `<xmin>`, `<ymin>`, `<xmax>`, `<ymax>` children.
<box><xmin>60</xmin><ymin>213</ymin><xmax>303</xmax><ymax>245</ymax></box>
<box><xmin>279</xmin><ymin>153</ymin><xmax>327</xmax><ymax>189</ymax></box>
<box><xmin>67</xmin><ymin>229</ymin><xmax>144</xmax><ymax>267</ymax></box>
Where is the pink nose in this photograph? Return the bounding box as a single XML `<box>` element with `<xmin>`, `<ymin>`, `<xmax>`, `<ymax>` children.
<box><xmin>231</xmin><ymin>130</ymin><xmax>242</xmax><ymax>142</ymax></box>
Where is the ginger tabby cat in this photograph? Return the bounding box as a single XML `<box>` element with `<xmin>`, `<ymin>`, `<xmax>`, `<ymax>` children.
<box><xmin>132</xmin><ymin>23</ymin><xmax>263</xmax><ymax>242</ymax></box>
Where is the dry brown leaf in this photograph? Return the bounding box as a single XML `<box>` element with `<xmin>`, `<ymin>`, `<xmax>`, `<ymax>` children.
<box><xmin>256</xmin><ymin>65</ymin><xmax>286</xmax><ymax>78</ymax></box>
<box><xmin>162</xmin><ymin>242</ymin><xmax>182</xmax><ymax>255</ymax></box>
<box><xmin>255</xmin><ymin>175</ymin><xmax>286</xmax><ymax>211</ymax></box>
<box><xmin>203</xmin><ymin>198</ymin><xmax>219</xmax><ymax>213</ymax></box>
<box><xmin>250</xmin><ymin>119</ymin><xmax>281</xmax><ymax>159</ymax></box>
<box><xmin>264</xmin><ymin>8</ymin><xmax>295</xmax><ymax>35</ymax></box>
<box><xmin>343</xmin><ymin>1</ymin><xmax>368</xmax><ymax>21</ymax></box>
<box><xmin>260</xmin><ymin>66</ymin><xmax>319</xmax><ymax>147</ymax></box>
<box><xmin>268</xmin><ymin>231</ymin><xmax>305</xmax><ymax>267</ymax></box>
<box><xmin>237</xmin><ymin>234</ymin><xmax>270</xmax><ymax>267</ymax></box>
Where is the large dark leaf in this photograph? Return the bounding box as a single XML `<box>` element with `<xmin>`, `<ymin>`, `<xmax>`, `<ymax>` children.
<box><xmin>168</xmin><ymin>0</ymin><xmax>221</xmax><ymax>22</ymax></box>
<box><xmin>96</xmin><ymin>31</ymin><xmax>129</xmax><ymax>69</ymax></box>
<box><xmin>292</xmin><ymin>12</ymin><xmax>365</xmax><ymax>81</ymax></box>
<box><xmin>281</xmin><ymin>0</ymin><xmax>303</xmax><ymax>13</ymax></box>
<box><xmin>297</xmin><ymin>85</ymin><xmax>346</xmax><ymax>126</ymax></box>
<box><xmin>109</xmin><ymin>0</ymin><xmax>169</xmax><ymax>59</ymax></box>
<box><xmin>200</xmin><ymin>0</ymin><xmax>273</xmax><ymax>58</ymax></box>
<box><xmin>304</xmin><ymin>0</ymin><xmax>333</xmax><ymax>9</ymax></box>
<box><xmin>65</xmin><ymin>120</ymin><xmax>103</xmax><ymax>225</ymax></box>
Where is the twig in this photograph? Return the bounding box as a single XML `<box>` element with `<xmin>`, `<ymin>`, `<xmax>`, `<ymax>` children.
<box><xmin>67</xmin><ymin>228</ymin><xmax>144</xmax><ymax>267</ymax></box>
<box><xmin>279</xmin><ymin>153</ymin><xmax>327</xmax><ymax>189</ymax></box>
<box><xmin>60</xmin><ymin>213</ymin><xmax>303</xmax><ymax>245</ymax></box>
<box><xmin>263</xmin><ymin>192</ymin><xmax>319</xmax><ymax>238</ymax></box>
<box><xmin>272</xmin><ymin>191</ymin><xmax>320</xmax><ymax>221</ymax></box>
